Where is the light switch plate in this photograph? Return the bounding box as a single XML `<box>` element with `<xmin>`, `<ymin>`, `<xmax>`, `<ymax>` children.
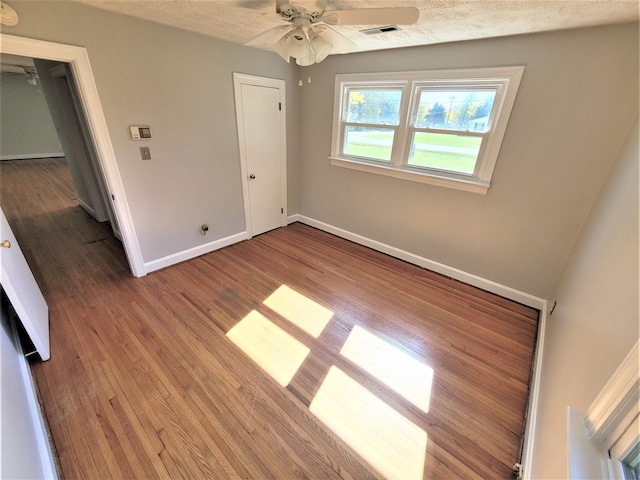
<box><xmin>140</xmin><ymin>147</ymin><xmax>151</xmax><ymax>160</ymax></box>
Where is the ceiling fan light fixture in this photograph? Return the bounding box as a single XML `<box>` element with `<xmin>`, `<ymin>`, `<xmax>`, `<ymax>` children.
<box><xmin>284</xmin><ymin>27</ymin><xmax>309</xmax><ymax>59</ymax></box>
<box><xmin>253</xmin><ymin>3</ymin><xmax>419</xmax><ymax>66</ymax></box>
<box><xmin>0</xmin><ymin>1</ymin><xmax>19</xmax><ymax>26</ymax></box>
<box><xmin>295</xmin><ymin>54</ymin><xmax>315</xmax><ymax>67</ymax></box>
<box><xmin>273</xmin><ymin>33</ymin><xmax>291</xmax><ymax>62</ymax></box>
<box><xmin>310</xmin><ymin>33</ymin><xmax>332</xmax><ymax>63</ymax></box>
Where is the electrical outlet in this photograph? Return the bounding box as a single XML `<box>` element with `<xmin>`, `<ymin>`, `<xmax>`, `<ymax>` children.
<box><xmin>201</xmin><ymin>224</ymin><xmax>209</xmax><ymax>236</ymax></box>
<box><xmin>140</xmin><ymin>146</ymin><xmax>151</xmax><ymax>160</ymax></box>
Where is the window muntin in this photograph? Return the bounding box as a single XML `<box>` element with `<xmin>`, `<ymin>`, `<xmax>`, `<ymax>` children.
<box><xmin>407</xmin><ymin>132</ymin><xmax>482</xmax><ymax>175</ymax></box>
<box><xmin>342</xmin><ymin>88</ymin><xmax>403</xmax><ymax>163</ymax></box>
<box><xmin>330</xmin><ymin>67</ymin><xmax>525</xmax><ymax>194</ymax></box>
<box><xmin>345</xmin><ymin>89</ymin><xmax>402</xmax><ymax>125</ymax></box>
<box><xmin>406</xmin><ymin>88</ymin><xmax>497</xmax><ymax>175</ymax></box>
<box><xmin>344</xmin><ymin>127</ymin><xmax>395</xmax><ymax>162</ymax></box>
<box><xmin>414</xmin><ymin>89</ymin><xmax>496</xmax><ymax>131</ymax></box>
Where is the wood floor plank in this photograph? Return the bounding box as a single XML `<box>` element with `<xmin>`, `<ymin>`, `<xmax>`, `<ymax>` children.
<box><xmin>0</xmin><ymin>158</ymin><xmax>539</xmax><ymax>479</ymax></box>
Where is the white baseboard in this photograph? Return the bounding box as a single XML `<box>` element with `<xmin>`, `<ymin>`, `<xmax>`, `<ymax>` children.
<box><xmin>289</xmin><ymin>213</ymin><xmax>548</xmax><ymax>476</ymax></box>
<box><xmin>78</xmin><ymin>199</ymin><xmax>96</xmax><ymax>219</ymax></box>
<box><xmin>78</xmin><ymin>199</ymin><xmax>109</xmax><ymax>224</ymax></box>
<box><xmin>144</xmin><ymin>231</ymin><xmax>248</xmax><ymax>273</ymax></box>
<box><xmin>146</xmin><ymin>215</ymin><xmax>547</xmax><ymax>473</ymax></box>
<box><xmin>521</xmin><ymin>301</ymin><xmax>548</xmax><ymax>479</ymax></box>
<box><xmin>292</xmin><ymin>214</ymin><xmax>546</xmax><ymax>310</ymax></box>
<box><xmin>0</xmin><ymin>153</ymin><xmax>64</xmax><ymax>161</ymax></box>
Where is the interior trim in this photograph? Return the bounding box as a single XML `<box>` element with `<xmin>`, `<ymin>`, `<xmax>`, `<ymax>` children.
<box><xmin>287</xmin><ymin>212</ymin><xmax>547</xmax><ymax>479</ymax></box>
<box><xmin>330</xmin><ymin>157</ymin><xmax>490</xmax><ymax>194</ymax></box>
<box><xmin>586</xmin><ymin>340</ymin><xmax>640</xmax><ymax>446</ymax></box>
<box><xmin>144</xmin><ymin>231</ymin><xmax>248</xmax><ymax>273</ymax></box>
<box><xmin>0</xmin><ymin>34</ymin><xmax>146</xmax><ymax>277</ymax></box>
<box><xmin>290</xmin><ymin>214</ymin><xmax>546</xmax><ymax>309</ymax></box>
<box><xmin>521</xmin><ymin>301</ymin><xmax>548</xmax><ymax>480</ymax></box>
<box><xmin>0</xmin><ymin>153</ymin><xmax>65</xmax><ymax>161</ymax></box>
<box><xmin>232</xmin><ymin>72</ymin><xmax>288</xmax><ymax>237</ymax></box>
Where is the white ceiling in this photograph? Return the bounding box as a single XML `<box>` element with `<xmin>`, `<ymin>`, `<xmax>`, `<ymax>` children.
<box><xmin>57</xmin><ymin>1</ymin><xmax>640</xmax><ymax>54</ymax></box>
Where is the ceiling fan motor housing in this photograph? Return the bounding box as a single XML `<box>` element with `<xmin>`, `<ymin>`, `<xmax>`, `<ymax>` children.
<box><xmin>276</xmin><ymin>0</ymin><xmax>326</xmax><ymax>21</ymax></box>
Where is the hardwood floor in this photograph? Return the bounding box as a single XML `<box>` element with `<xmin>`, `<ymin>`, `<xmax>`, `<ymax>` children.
<box><xmin>0</xmin><ymin>157</ymin><xmax>538</xmax><ymax>479</ymax></box>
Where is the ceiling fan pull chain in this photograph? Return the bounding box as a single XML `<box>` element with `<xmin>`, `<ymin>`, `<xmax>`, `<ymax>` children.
<box><xmin>298</xmin><ymin>78</ymin><xmax>303</xmax><ymax>87</ymax></box>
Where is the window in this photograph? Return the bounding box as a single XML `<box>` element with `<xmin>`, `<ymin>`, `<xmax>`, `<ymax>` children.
<box><xmin>568</xmin><ymin>340</ymin><xmax>640</xmax><ymax>479</ymax></box>
<box><xmin>330</xmin><ymin>67</ymin><xmax>525</xmax><ymax>194</ymax></box>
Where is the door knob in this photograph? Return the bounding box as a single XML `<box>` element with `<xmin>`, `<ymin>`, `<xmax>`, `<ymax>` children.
<box><xmin>249</xmin><ymin>174</ymin><xmax>256</xmax><ymax>180</ymax></box>
<box><xmin>1</xmin><ymin>240</ymin><xmax>11</xmax><ymax>248</ymax></box>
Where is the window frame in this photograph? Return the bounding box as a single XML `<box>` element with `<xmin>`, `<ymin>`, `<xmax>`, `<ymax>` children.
<box><xmin>341</xmin><ymin>84</ymin><xmax>407</xmax><ymax>163</ymax></box>
<box><xmin>330</xmin><ymin>67</ymin><xmax>525</xmax><ymax>194</ymax></box>
<box><xmin>567</xmin><ymin>340</ymin><xmax>640</xmax><ymax>479</ymax></box>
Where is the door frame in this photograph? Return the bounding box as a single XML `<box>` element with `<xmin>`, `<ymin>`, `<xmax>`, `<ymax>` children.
<box><xmin>233</xmin><ymin>72</ymin><xmax>287</xmax><ymax>238</ymax></box>
<box><xmin>0</xmin><ymin>34</ymin><xmax>145</xmax><ymax>277</ymax></box>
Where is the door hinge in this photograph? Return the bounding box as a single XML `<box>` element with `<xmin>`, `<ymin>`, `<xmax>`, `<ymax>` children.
<box><xmin>281</xmin><ymin>207</ymin><xmax>284</xmax><ymax>214</ymax></box>
<box><xmin>111</xmin><ymin>194</ymin><xmax>115</xmax><ymax>201</ymax></box>
<box><xmin>278</xmin><ymin>102</ymin><xmax>282</xmax><ymax>111</ymax></box>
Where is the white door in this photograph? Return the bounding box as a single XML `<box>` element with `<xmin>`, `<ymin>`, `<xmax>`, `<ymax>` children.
<box><xmin>0</xmin><ymin>207</ymin><xmax>50</xmax><ymax>361</ymax></box>
<box><xmin>1</xmin><ymin>310</ymin><xmax>57</xmax><ymax>479</ymax></box>
<box><xmin>234</xmin><ymin>74</ymin><xmax>286</xmax><ymax>237</ymax></box>
<box><xmin>49</xmin><ymin>64</ymin><xmax>110</xmax><ymax>224</ymax></box>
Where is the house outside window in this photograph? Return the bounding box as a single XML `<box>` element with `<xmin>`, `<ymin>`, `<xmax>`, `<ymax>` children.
<box><xmin>330</xmin><ymin>66</ymin><xmax>525</xmax><ymax>194</ymax></box>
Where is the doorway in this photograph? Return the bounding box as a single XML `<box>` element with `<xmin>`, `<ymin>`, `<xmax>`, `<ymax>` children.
<box><xmin>1</xmin><ymin>54</ymin><xmax>122</xmax><ymax>261</ymax></box>
<box><xmin>233</xmin><ymin>73</ymin><xmax>287</xmax><ymax>237</ymax></box>
<box><xmin>0</xmin><ymin>33</ymin><xmax>144</xmax><ymax>276</ymax></box>
<box><xmin>46</xmin><ymin>61</ymin><xmax>120</xmax><ymax>238</ymax></box>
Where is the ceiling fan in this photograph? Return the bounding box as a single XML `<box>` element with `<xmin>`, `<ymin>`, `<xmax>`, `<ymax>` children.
<box><xmin>246</xmin><ymin>0</ymin><xmax>419</xmax><ymax>66</ymax></box>
<box><xmin>1</xmin><ymin>63</ymin><xmax>39</xmax><ymax>85</ymax></box>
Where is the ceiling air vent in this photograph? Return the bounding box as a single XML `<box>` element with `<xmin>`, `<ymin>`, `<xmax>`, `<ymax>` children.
<box><xmin>359</xmin><ymin>25</ymin><xmax>401</xmax><ymax>35</ymax></box>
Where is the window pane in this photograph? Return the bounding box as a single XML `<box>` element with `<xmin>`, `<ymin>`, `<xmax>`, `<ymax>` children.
<box><xmin>408</xmin><ymin>132</ymin><xmax>481</xmax><ymax>174</ymax></box>
<box><xmin>344</xmin><ymin>127</ymin><xmax>394</xmax><ymax>162</ymax></box>
<box><xmin>415</xmin><ymin>90</ymin><xmax>496</xmax><ymax>132</ymax></box>
<box><xmin>346</xmin><ymin>90</ymin><xmax>402</xmax><ymax>125</ymax></box>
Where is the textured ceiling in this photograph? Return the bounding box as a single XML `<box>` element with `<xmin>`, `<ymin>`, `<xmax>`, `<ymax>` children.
<box><xmin>65</xmin><ymin>0</ymin><xmax>640</xmax><ymax>54</ymax></box>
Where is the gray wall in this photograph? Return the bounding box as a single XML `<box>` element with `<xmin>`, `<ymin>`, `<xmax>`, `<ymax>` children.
<box><xmin>5</xmin><ymin>3</ymin><xmax>636</xmax><ymax>297</ymax></box>
<box><xmin>6</xmin><ymin>0</ymin><xmax>299</xmax><ymax>263</ymax></box>
<box><xmin>297</xmin><ymin>23</ymin><xmax>638</xmax><ymax>299</ymax></box>
<box><xmin>3</xmin><ymin>3</ymin><xmax>639</xmax><ymax>477</ymax></box>
<box><xmin>0</xmin><ymin>71</ymin><xmax>63</xmax><ymax>160</ymax></box>
<box><xmin>530</xmin><ymin>116</ymin><xmax>639</xmax><ymax>478</ymax></box>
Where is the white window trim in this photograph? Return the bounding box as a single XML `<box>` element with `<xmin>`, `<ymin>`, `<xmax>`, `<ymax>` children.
<box><xmin>568</xmin><ymin>340</ymin><xmax>640</xmax><ymax>479</ymax></box>
<box><xmin>330</xmin><ymin>66</ymin><xmax>525</xmax><ymax>194</ymax></box>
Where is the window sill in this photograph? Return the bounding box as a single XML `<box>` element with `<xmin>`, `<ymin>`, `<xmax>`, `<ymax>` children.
<box><xmin>330</xmin><ymin>156</ymin><xmax>490</xmax><ymax>194</ymax></box>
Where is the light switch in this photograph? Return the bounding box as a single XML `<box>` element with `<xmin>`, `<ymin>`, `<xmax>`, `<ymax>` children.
<box><xmin>140</xmin><ymin>146</ymin><xmax>151</xmax><ymax>160</ymax></box>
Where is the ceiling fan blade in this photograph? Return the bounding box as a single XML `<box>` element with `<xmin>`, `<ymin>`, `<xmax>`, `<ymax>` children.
<box><xmin>318</xmin><ymin>27</ymin><xmax>357</xmax><ymax>55</ymax></box>
<box><xmin>318</xmin><ymin>12</ymin><xmax>340</xmax><ymax>26</ymax></box>
<box><xmin>1</xmin><ymin>64</ymin><xmax>27</xmax><ymax>74</ymax></box>
<box><xmin>245</xmin><ymin>24</ymin><xmax>291</xmax><ymax>47</ymax></box>
<box><xmin>332</xmin><ymin>7</ymin><xmax>419</xmax><ymax>26</ymax></box>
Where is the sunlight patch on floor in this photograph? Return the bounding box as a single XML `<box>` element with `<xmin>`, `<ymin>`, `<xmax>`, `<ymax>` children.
<box><xmin>229</xmin><ymin>287</ymin><xmax>430</xmax><ymax>479</ymax></box>
<box><xmin>263</xmin><ymin>285</ymin><xmax>333</xmax><ymax>338</ymax></box>
<box><xmin>310</xmin><ymin>366</ymin><xmax>428</xmax><ymax>480</ymax></box>
<box><xmin>226</xmin><ymin>310</ymin><xmax>310</xmax><ymax>387</ymax></box>
<box><xmin>340</xmin><ymin>325</ymin><xmax>434</xmax><ymax>412</ymax></box>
